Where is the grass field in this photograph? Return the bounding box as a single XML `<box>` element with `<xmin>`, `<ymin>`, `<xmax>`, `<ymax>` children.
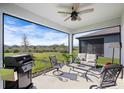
<box><xmin>4</xmin><ymin>52</ymin><xmax>120</xmax><ymax>74</ymax></box>
<box><xmin>4</xmin><ymin>52</ymin><xmax>66</xmax><ymax>74</ymax></box>
<box><xmin>97</xmin><ymin>57</ymin><xmax>119</xmax><ymax>65</ymax></box>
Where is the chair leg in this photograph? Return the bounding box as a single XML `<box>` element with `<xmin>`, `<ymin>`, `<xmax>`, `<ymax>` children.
<box><xmin>89</xmin><ymin>85</ymin><xmax>100</xmax><ymax>89</ymax></box>
<box><xmin>57</xmin><ymin>68</ymin><xmax>59</xmax><ymax>71</ymax></box>
<box><xmin>52</xmin><ymin>68</ymin><xmax>63</xmax><ymax>76</ymax></box>
<box><xmin>69</xmin><ymin>68</ymin><xmax>71</xmax><ymax>73</ymax></box>
<box><xmin>42</xmin><ymin>72</ymin><xmax>46</xmax><ymax>76</ymax></box>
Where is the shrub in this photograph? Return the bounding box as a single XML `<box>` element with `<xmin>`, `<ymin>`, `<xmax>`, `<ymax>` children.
<box><xmin>4</xmin><ymin>49</ymin><xmax>10</xmax><ymax>53</ymax></box>
<box><xmin>13</xmin><ymin>49</ymin><xmax>20</xmax><ymax>53</ymax></box>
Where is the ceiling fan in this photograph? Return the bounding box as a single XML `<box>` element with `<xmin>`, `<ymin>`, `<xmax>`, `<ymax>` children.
<box><xmin>58</xmin><ymin>3</ymin><xmax>94</xmax><ymax>21</ymax></box>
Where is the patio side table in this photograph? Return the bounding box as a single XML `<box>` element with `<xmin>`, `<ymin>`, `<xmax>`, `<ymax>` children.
<box><xmin>68</xmin><ymin>63</ymin><xmax>92</xmax><ymax>80</ymax></box>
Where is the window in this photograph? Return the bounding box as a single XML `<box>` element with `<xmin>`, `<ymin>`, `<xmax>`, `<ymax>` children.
<box><xmin>4</xmin><ymin>14</ymin><xmax>69</xmax><ymax>74</ymax></box>
<box><xmin>80</xmin><ymin>38</ymin><xmax>104</xmax><ymax>56</ymax></box>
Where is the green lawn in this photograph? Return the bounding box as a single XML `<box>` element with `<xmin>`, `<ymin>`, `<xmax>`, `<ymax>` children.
<box><xmin>4</xmin><ymin>52</ymin><xmax>120</xmax><ymax>74</ymax></box>
<box><xmin>97</xmin><ymin>57</ymin><xmax>119</xmax><ymax>65</ymax></box>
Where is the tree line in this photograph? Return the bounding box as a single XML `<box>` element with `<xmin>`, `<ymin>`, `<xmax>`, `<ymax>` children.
<box><xmin>4</xmin><ymin>44</ymin><xmax>68</xmax><ymax>53</ymax></box>
<box><xmin>4</xmin><ymin>33</ymin><xmax>68</xmax><ymax>53</ymax></box>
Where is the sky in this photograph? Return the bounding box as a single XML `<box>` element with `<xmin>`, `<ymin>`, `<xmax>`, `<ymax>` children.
<box><xmin>4</xmin><ymin>15</ymin><xmax>69</xmax><ymax>46</ymax></box>
<box><xmin>4</xmin><ymin>14</ymin><xmax>96</xmax><ymax>47</ymax></box>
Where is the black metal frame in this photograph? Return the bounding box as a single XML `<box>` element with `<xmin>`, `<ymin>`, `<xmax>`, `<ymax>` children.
<box><xmin>2</xmin><ymin>13</ymin><xmax>4</xmax><ymax>69</ymax></box>
<box><xmin>89</xmin><ymin>64</ymin><xmax>122</xmax><ymax>89</ymax></box>
<box><xmin>2</xmin><ymin>13</ymin><xmax>4</xmax><ymax>88</ymax></box>
<box><xmin>49</xmin><ymin>55</ymin><xmax>63</xmax><ymax>76</ymax></box>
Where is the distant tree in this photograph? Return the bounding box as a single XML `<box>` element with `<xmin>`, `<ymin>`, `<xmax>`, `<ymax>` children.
<box><xmin>59</xmin><ymin>43</ymin><xmax>67</xmax><ymax>53</ymax></box>
<box><xmin>60</xmin><ymin>43</ymin><xmax>65</xmax><ymax>47</ymax></box>
<box><xmin>12</xmin><ymin>45</ymin><xmax>20</xmax><ymax>48</ymax></box>
<box><xmin>21</xmin><ymin>33</ymin><xmax>29</xmax><ymax>53</ymax></box>
<box><xmin>28</xmin><ymin>49</ymin><xmax>32</xmax><ymax>53</ymax></box>
<box><xmin>13</xmin><ymin>49</ymin><xmax>20</xmax><ymax>53</ymax></box>
<box><xmin>33</xmin><ymin>46</ymin><xmax>37</xmax><ymax>52</ymax></box>
<box><xmin>4</xmin><ymin>49</ymin><xmax>10</xmax><ymax>53</ymax></box>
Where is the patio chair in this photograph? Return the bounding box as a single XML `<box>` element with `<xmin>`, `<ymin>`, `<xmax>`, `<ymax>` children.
<box><xmin>49</xmin><ymin>55</ymin><xmax>63</xmax><ymax>76</ymax></box>
<box><xmin>77</xmin><ymin>53</ymin><xmax>86</xmax><ymax>61</ymax></box>
<box><xmin>74</xmin><ymin>53</ymin><xmax>97</xmax><ymax>68</ymax></box>
<box><xmin>81</xmin><ymin>54</ymin><xmax>97</xmax><ymax>67</ymax></box>
<box><xmin>88</xmin><ymin>64</ymin><xmax>122</xmax><ymax>89</ymax></box>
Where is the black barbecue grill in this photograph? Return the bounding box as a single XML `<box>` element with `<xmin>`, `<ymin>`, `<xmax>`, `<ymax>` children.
<box><xmin>4</xmin><ymin>54</ymin><xmax>34</xmax><ymax>89</ymax></box>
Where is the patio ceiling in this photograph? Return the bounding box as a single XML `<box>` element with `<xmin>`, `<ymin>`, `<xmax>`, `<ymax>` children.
<box><xmin>0</xmin><ymin>3</ymin><xmax>124</xmax><ymax>33</ymax></box>
<box><xmin>15</xmin><ymin>3</ymin><xmax>124</xmax><ymax>33</ymax></box>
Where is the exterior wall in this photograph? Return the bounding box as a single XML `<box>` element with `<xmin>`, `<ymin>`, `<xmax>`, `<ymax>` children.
<box><xmin>104</xmin><ymin>35</ymin><xmax>120</xmax><ymax>58</ymax></box>
<box><xmin>0</xmin><ymin>11</ymin><xmax>3</xmax><ymax>88</ymax></box>
<box><xmin>79</xmin><ymin>34</ymin><xmax>120</xmax><ymax>58</ymax></box>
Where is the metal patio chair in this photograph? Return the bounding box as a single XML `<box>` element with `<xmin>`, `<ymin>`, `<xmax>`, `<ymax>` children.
<box><xmin>88</xmin><ymin>64</ymin><xmax>122</xmax><ymax>89</ymax></box>
<box><xmin>74</xmin><ymin>53</ymin><xmax>97</xmax><ymax>68</ymax></box>
<box><xmin>49</xmin><ymin>55</ymin><xmax>63</xmax><ymax>76</ymax></box>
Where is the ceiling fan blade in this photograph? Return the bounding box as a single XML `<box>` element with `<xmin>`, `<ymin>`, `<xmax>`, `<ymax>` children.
<box><xmin>58</xmin><ymin>11</ymin><xmax>71</xmax><ymax>14</ymax></box>
<box><xmin>78</xmin><ymin>8</ymin><xmax>94</xmax><ymax>14</ymax></box>
<box><xmin>72</xmin><ymin>3</ymin><xmax>80</xmax><ymax>11</ymax></box>
<box><xmin>77</xmin><ymin>16</ymin><xmax>82</xmax><ymax>21</ymax></box>
<box><xmin>64</xmin><ymin>16</ymin><xmax>71</xmax><ymax>21</ymax></box>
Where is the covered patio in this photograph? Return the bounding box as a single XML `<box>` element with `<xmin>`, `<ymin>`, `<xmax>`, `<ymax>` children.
<box><xmin>0</xmin><ymin>3</ymin><xmax>124</xmax><ymax>89</ymax></box>
<box><xmin>32</xmin><ymin>65</ymin><xmax>124</xmax><ymax>89</ymax></box>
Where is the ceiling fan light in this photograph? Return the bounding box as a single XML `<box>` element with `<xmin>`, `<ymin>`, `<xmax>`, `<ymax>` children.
<box><xmin>58</xmin><ymin>3</ymin><xmax>93</xmax><ymax>22</ymax></box>
<box><xmin>71</xmin><ymin>17</ymin><xmax>77</xmax><ymax>21</ymax></box>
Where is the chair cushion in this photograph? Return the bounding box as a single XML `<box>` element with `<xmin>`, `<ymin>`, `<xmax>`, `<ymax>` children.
<box><xmin>86</xmin><ymin>54</ymin><xmax>96</xmax><ymax>62</ymax></box>
<box><xmin>78</xmin><ymin>53</ymin><xmax>86</xmax><ymax>61</ymax></box>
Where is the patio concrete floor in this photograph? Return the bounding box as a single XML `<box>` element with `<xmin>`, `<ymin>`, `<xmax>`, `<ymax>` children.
<box><xmin>32</xmin><ymin>65</ymin><xmax>124</xmax><ymax>89</ymax></box>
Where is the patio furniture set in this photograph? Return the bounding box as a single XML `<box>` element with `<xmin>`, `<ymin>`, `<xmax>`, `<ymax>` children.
<box><xmin>49</xmin><ymin>53</ymin><xmax>123</xmax><ymax>89</ymax></box>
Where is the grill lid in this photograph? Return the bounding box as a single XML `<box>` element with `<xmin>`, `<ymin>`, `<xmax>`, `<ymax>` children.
<box><xmin>4</xmin><ymin>54</ymin><xmax>34</xmax><ymax>67</ymax></box>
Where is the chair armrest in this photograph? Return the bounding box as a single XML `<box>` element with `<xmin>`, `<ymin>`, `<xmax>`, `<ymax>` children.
<box><xmin>57</xmin><ymin>62</ymin><xmax>64</xmax><ymax>68</ymax></box>
<box><xmin>86</xmin><ymin>68</ymin><xmax>101</xmax><ymax>79</ymax></box>
<box><xmin>73</xmin><ymin>57</ymin><xmax>80</xmax><ymax>63</ymax></box>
